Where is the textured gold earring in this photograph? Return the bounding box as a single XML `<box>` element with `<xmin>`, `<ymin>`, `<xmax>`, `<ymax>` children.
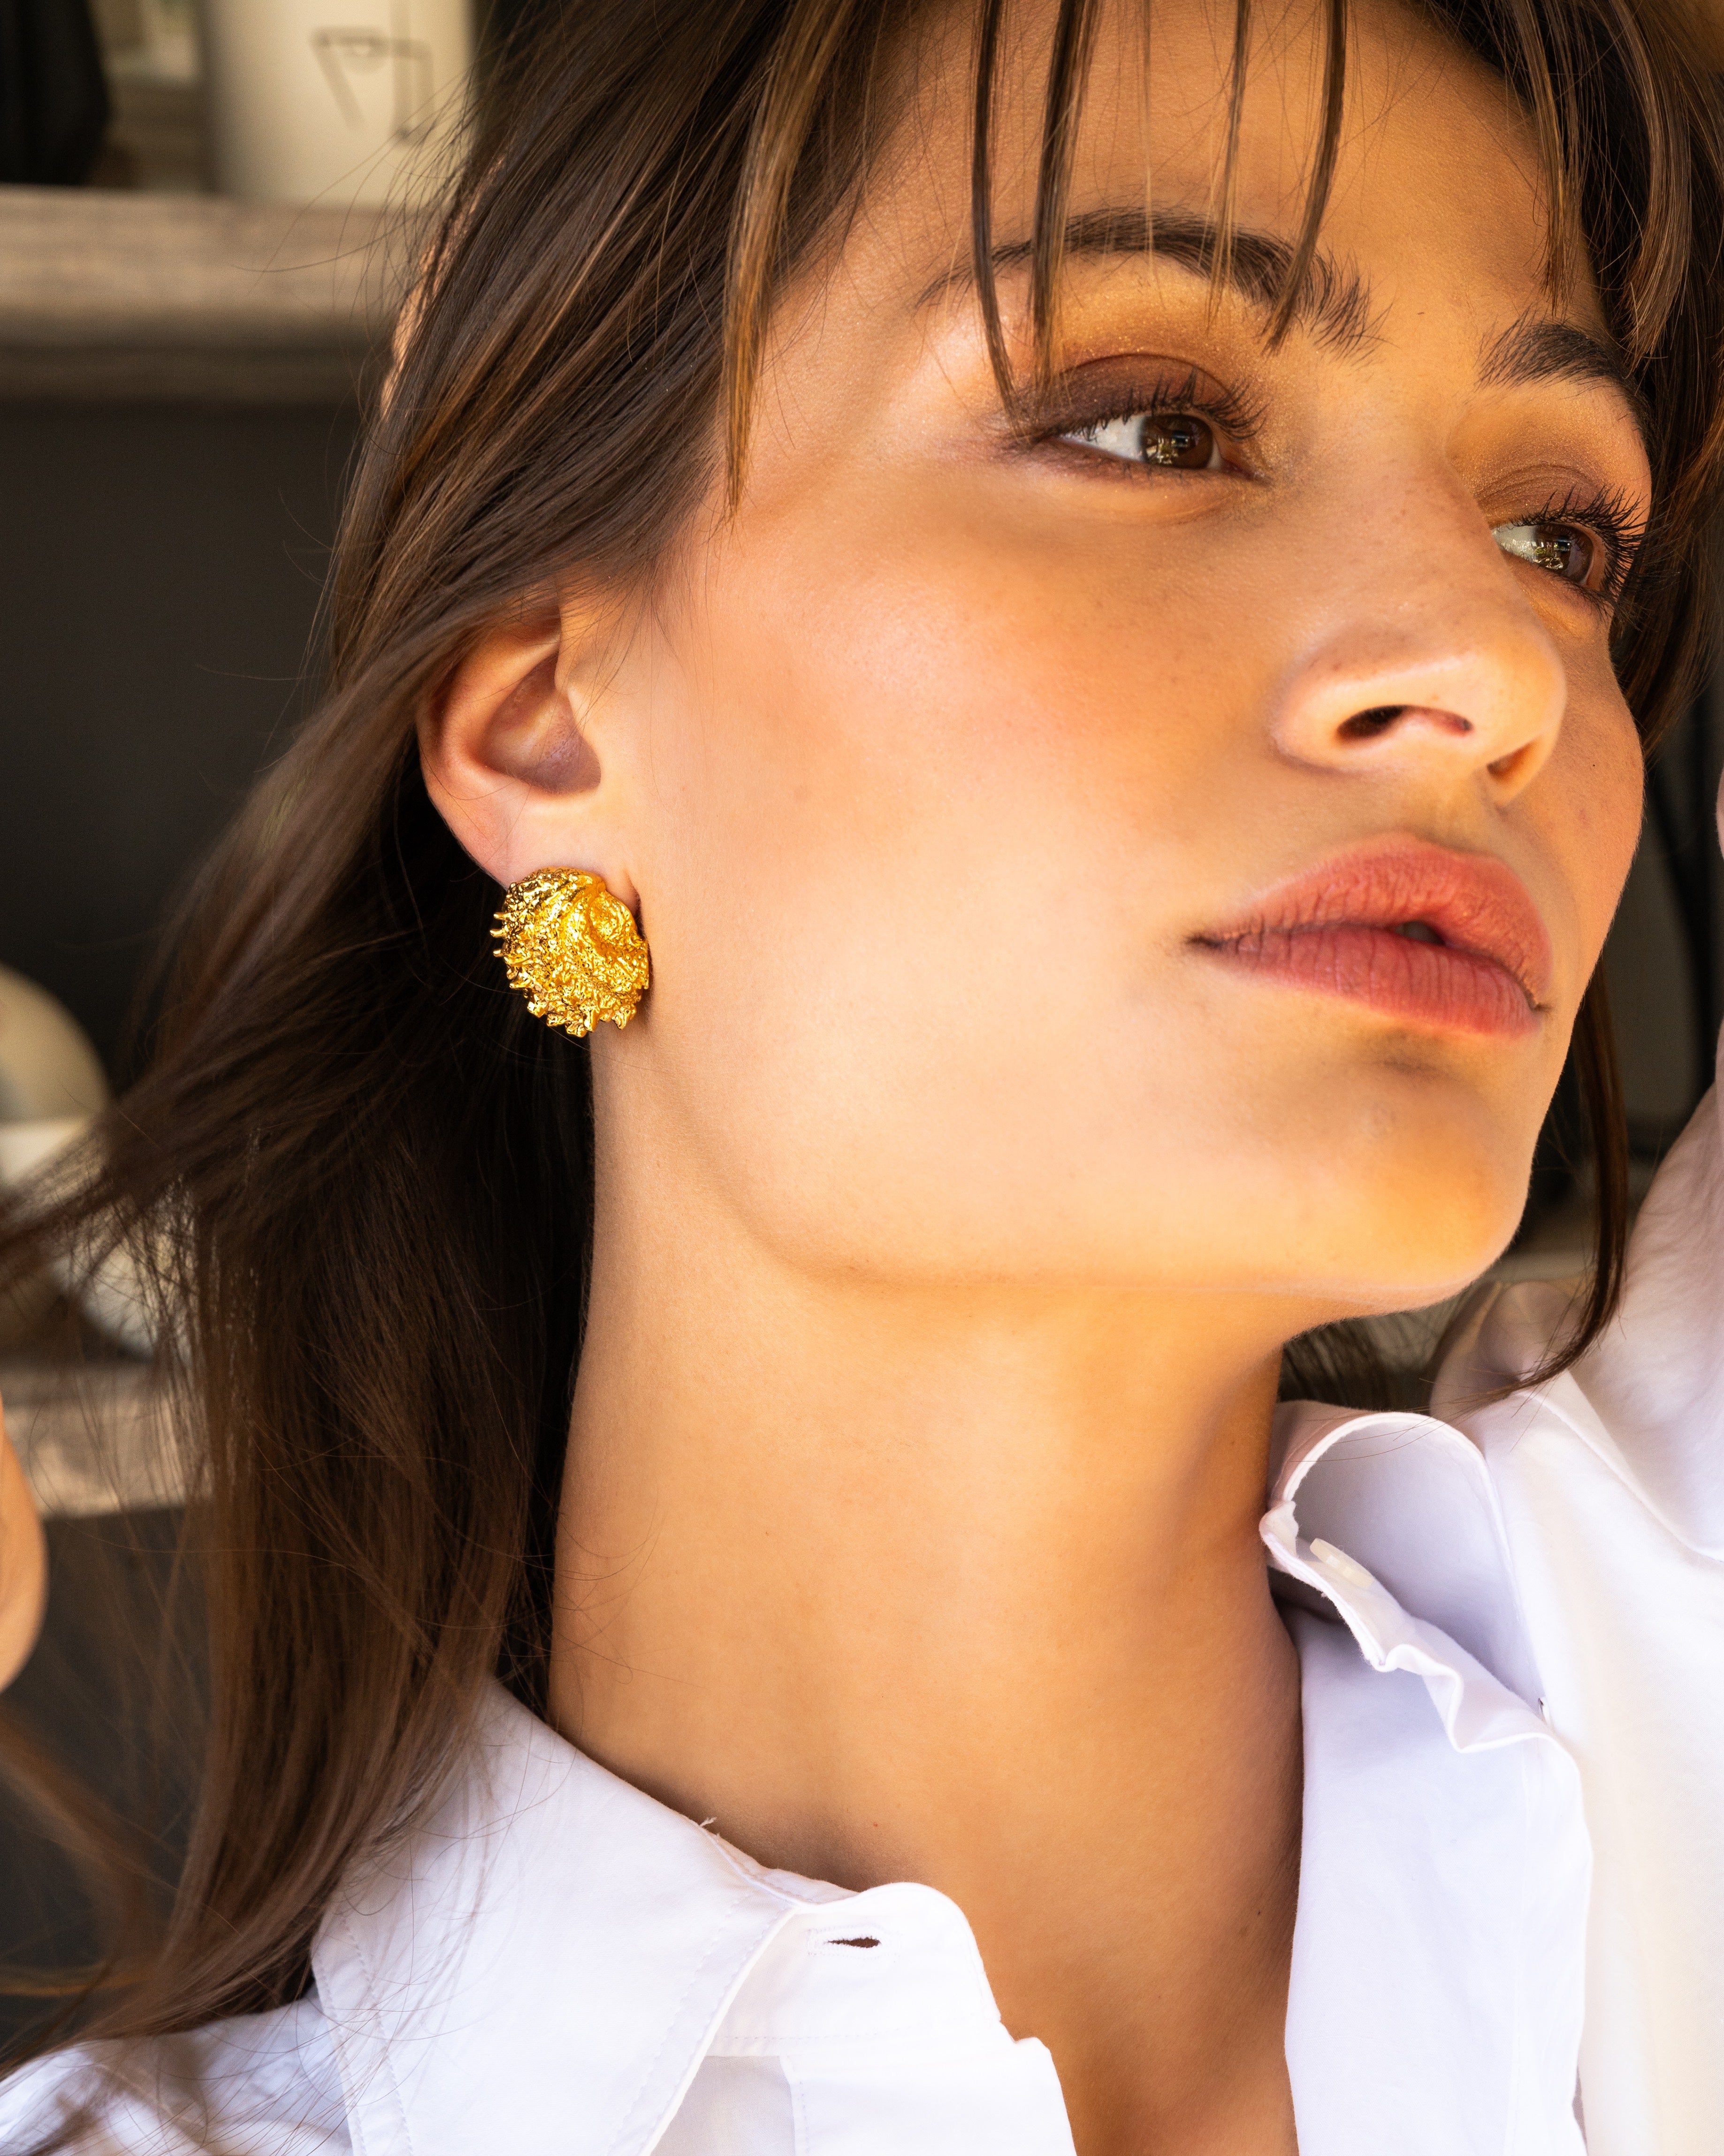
<box><xmin>492</xmin><ymin>868</ymin><xmax>650</xmax><ymax>1037</ymax></box>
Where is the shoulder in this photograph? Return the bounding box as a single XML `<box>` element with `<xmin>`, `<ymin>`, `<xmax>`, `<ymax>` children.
<box><xmin>0</xmin><ymin>1995</ymin><xmax>347</xmax><ymax>2155</ymax></box>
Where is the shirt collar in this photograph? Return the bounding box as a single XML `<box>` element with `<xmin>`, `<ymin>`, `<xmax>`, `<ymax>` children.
<box><xmin>1268</xmin><ymin>1402</ymin><xmax>1589</xmax><ymax>2156</ymax></box>
<box><xmin>311</xmin><ymin>1690</ymin><xmax>810</xmax><ymax>2156</ymax></box>
<box><xmin>1266</xmin><ymin>1399</ymin><xmax>1549</xmax><ymax>1739</ymax></box>
<box><xmin>311</xmin><ymin>1696</ymin><xmax>1059</xmax><ymax>2156</ymax></box>
<box><xmin>309</xmin><ymin>1404</ymin><xmax>1586</xmax><ymax>2156</ymax></box>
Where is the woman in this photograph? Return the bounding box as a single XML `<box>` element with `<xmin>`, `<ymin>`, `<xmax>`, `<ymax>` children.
<box><xmin>1</xmin><ymin>0</ymin><xmax>1720</xmax><ymax>2147</ymax></box>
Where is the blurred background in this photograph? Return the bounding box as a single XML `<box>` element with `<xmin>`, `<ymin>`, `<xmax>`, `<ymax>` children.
<box><xmin>0</xmin><ymin>0</ymin><xmax>553</xmax><ymax>2051</ymax></box>
<box><xmin>0</xmin><ymin>0</ymin><xmax>1720</xmax><ymax>2057</ymax></box>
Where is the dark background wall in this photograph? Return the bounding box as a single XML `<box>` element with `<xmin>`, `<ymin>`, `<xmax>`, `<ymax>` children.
<box><xmin>0</xmin><ymin>396</ymin><xmax>357</xmax><ymax>2057</ymax></box>
<box><xmin>0</xmin><ymin>399</ymin><xmax>358</xmax><ymax>1070</ymax></box>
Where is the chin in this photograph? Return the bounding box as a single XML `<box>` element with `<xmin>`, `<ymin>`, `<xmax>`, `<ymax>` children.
<box><xmin>1320</xmin><ymin>1168</ymin><xmax>1531</xmax><ymax>1312</ymax></box>
<box><xmin>1222</xmin><ymin>1089</ymin><xmax>1539</xmax><ymax>1311</ymax></box>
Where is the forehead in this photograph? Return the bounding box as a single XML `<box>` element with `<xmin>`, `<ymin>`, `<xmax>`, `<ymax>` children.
<box><xmin>863</xmin><ymin>0</ymin><xmax>1569</xmax><ymax>344</ymax></box>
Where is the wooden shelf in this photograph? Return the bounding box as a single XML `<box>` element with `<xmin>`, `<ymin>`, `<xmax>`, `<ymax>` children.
<box><xmin>0</xmin><ymin>186</ymin><xmax>408</xmax><ymax>402</ymax></box>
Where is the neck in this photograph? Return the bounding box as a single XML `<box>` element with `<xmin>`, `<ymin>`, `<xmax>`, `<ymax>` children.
<box><xmin>550</xmin><ymin>1158</ymin><xmax>1306</xmax><ymax>2152</ymax></box>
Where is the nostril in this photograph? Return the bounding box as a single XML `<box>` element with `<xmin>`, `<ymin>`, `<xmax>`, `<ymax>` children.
<box><xmin>1338</xmin><ymin>705</ymin><xmax>1407</xmax><ymax>740</ymax></box>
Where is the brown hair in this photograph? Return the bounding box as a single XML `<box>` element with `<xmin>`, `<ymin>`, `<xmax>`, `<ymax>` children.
<box><xmin>3</xmin><ymin>0</ymin><xmax>1721</xmax><ymax>2103</ymax></box>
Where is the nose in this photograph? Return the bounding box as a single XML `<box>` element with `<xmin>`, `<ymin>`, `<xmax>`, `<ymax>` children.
<box><xmin>1268</xmin><ymin>509</ymin><xmax>1568</xmax><ymax>806</ymax></box>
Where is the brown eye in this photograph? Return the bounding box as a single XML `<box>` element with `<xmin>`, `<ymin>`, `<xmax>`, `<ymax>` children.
<box><xmin>1063</xmin><ymin>411</ymin><xmax>1222</xmax><ymax>472</ymax></box>
<box><xmin>1493</xmin><ymin>520</ymin><xmax>1600</xmax><ymax>590</ymax></box>
<box><xmin>1142</xmin><ymin>415</ymin><xmax>1216</xmax><ymax>467</ymax></box>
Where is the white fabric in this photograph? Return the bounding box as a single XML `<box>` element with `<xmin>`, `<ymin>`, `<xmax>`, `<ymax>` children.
<box><xmin>10</xmin><ymin>1045</ymin><xmax>1724</xmax><ymax>2153</ymax></box>
<box><xmin>1267</xmin><ymin>1414</ymin><xmax>1589</xmax><ymax>2154</ymax></box>
<box><xmin>1431</xmin><ymin>1050</ymin><xmax>1724</xmax><ymax>2156</ymax></box>
<box><xmin>0</xmin><ymin>1999</ymin><xmax>346</xmax><ymax>2155</ymax></box>
<box><xmin>3</xmin><ymin>1407</ymin><xmax>1609</xmax><ymax>2156</ymax></box>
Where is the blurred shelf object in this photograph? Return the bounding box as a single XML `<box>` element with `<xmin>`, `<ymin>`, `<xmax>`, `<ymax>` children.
<box><xmin>92</xmin><ymin>0</ymin><xmax>197</xmax><ymax>77</ymax></box>
<box><xmin>0</xmin><ymin>183</ymin><xmax>410</xmax><ymax>399</ymax></box>
<box><xmin>201</xmin><ymin>0</ymin><xmax>472</xmax><ymax>208</ymax></box>
<box><xmin>92</xmin><ymin>70</ymin><xmax>208</xmax><ymax>192</ymax></box>
<box><xmin>88</xmin><ymin>0</ymin><xmax>208</xmax><ymax>192</ymax></box>
<box><xmin>0</xmin><ymin>1353</ymin><xmax>184</xmax><ymax>1517</ymax></box>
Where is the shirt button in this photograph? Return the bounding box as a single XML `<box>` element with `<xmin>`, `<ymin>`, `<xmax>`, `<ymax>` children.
<box><xmin>1309</xmin><ymin>1537</ymin><xmax>1377</xmax><ymax>1591</ymax></box>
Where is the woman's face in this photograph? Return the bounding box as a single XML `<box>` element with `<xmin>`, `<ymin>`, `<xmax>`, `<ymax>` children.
<box><xmin>530</xmin><ymin>0</ymin><xmax>1648</xmax><ymax>1319</ymax></box>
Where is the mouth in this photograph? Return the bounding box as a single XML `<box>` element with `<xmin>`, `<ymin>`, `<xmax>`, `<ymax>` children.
<box><xmin>1191</xmin><ymin>836</ymin><xmax>1552</xmax><ymax>1040</ymax></box>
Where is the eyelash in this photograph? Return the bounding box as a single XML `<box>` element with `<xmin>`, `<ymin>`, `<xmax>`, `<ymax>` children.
<box><xmin>1033</xmin><ymin>373</ymin><xmax>1648</xmax><ymax>611</ymax></box>
<box><xmin>1506</xmin><ymin>483</ymin><xmax>1648</xmax><ymax>610</ymax></box>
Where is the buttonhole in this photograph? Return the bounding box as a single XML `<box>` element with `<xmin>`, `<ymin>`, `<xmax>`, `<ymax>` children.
<box><xmin>826</xmin><ymin>1935</ymin><xmax>881</xmax><ymax>1949</ymax></box>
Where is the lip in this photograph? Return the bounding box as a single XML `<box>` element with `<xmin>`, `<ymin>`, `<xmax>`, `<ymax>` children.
<box><xmin>1191</xmin><ymin>836</ymin><xmax>1553</xmax><ymax>1040</ymax></box>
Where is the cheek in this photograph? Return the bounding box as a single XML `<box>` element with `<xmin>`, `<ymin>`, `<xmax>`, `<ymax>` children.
<box><xmin>626</xmin><ymin>489</ymin><xmax>1615</xmax><ymax>1307</ymax></box>
<box><xmin>627</xmin><ymin>506</ymin><xmax>1257</xmax><ymax>1271</ymax></box>
<box><xmin>646</xmin><ymin>499</ymin><xmax>1270</xmax><ymax>1079</ymax></box>
<box><xmin>661</xmin><ymin>476</ymin><xmax>1253</xmax><ymax>892</ymax></box>
<box><xmin>1548</xmin><ymin>683</ymin><xmax>1644</xmax><ymax>975</ymax></box>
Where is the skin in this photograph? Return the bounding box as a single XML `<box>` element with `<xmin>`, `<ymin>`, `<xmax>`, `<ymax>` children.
<box><xmin>0</xmin><ymin>1404</ymin><xmax>47</xmax><ymax>1693</ymax></box>
<box><xmin>422</xmin><ymin>0</ymin><xmax>1648</xmax><ymax>2146</ymax></box>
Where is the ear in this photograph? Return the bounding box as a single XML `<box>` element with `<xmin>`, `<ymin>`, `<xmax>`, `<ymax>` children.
<box><xmin>419</xmin><ymin>599</ymin><xmax>640</xmax><ymax>907</ymax></box>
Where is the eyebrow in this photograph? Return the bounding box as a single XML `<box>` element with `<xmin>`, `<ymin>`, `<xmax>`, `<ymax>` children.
<box><xmin>1478</xmin><ymin>311</ymin><xmax>1647</xmax><ymax>440</ymax></box>
<box><xmin>925</xmin><ymin>206</ymin><xmax>1648</xmax><ymax>440</ymax></box>
<box><xmin>922</xmin><ymin>205</ymin><xmax>1382</xmax><ymax>356</ymax></box>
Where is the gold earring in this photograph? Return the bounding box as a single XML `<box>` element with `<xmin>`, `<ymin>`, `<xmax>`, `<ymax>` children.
<box><xmin>492</xmin><ymin>868</ymin><xmax>650</xmax><ymax>1037</ymax></box>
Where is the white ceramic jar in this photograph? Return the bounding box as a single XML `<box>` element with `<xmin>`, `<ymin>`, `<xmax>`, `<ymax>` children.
<box><xmin>200</xmin><ymin>0</ymin><xmax>473</xmax><ymax>207</ymax></box>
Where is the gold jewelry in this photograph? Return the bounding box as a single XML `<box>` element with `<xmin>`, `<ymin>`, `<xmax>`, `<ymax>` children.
<box><xmin>492</xmin><ymin>868</ymin><xmax>650</xmax><ymax>1037</ymax></box>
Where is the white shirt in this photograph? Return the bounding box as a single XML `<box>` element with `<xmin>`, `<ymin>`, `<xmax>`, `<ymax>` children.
<box><xmin>8</xmin><ymin>1068</ymin><xmax>1724</xmax><ymax>2156</ymax></box>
